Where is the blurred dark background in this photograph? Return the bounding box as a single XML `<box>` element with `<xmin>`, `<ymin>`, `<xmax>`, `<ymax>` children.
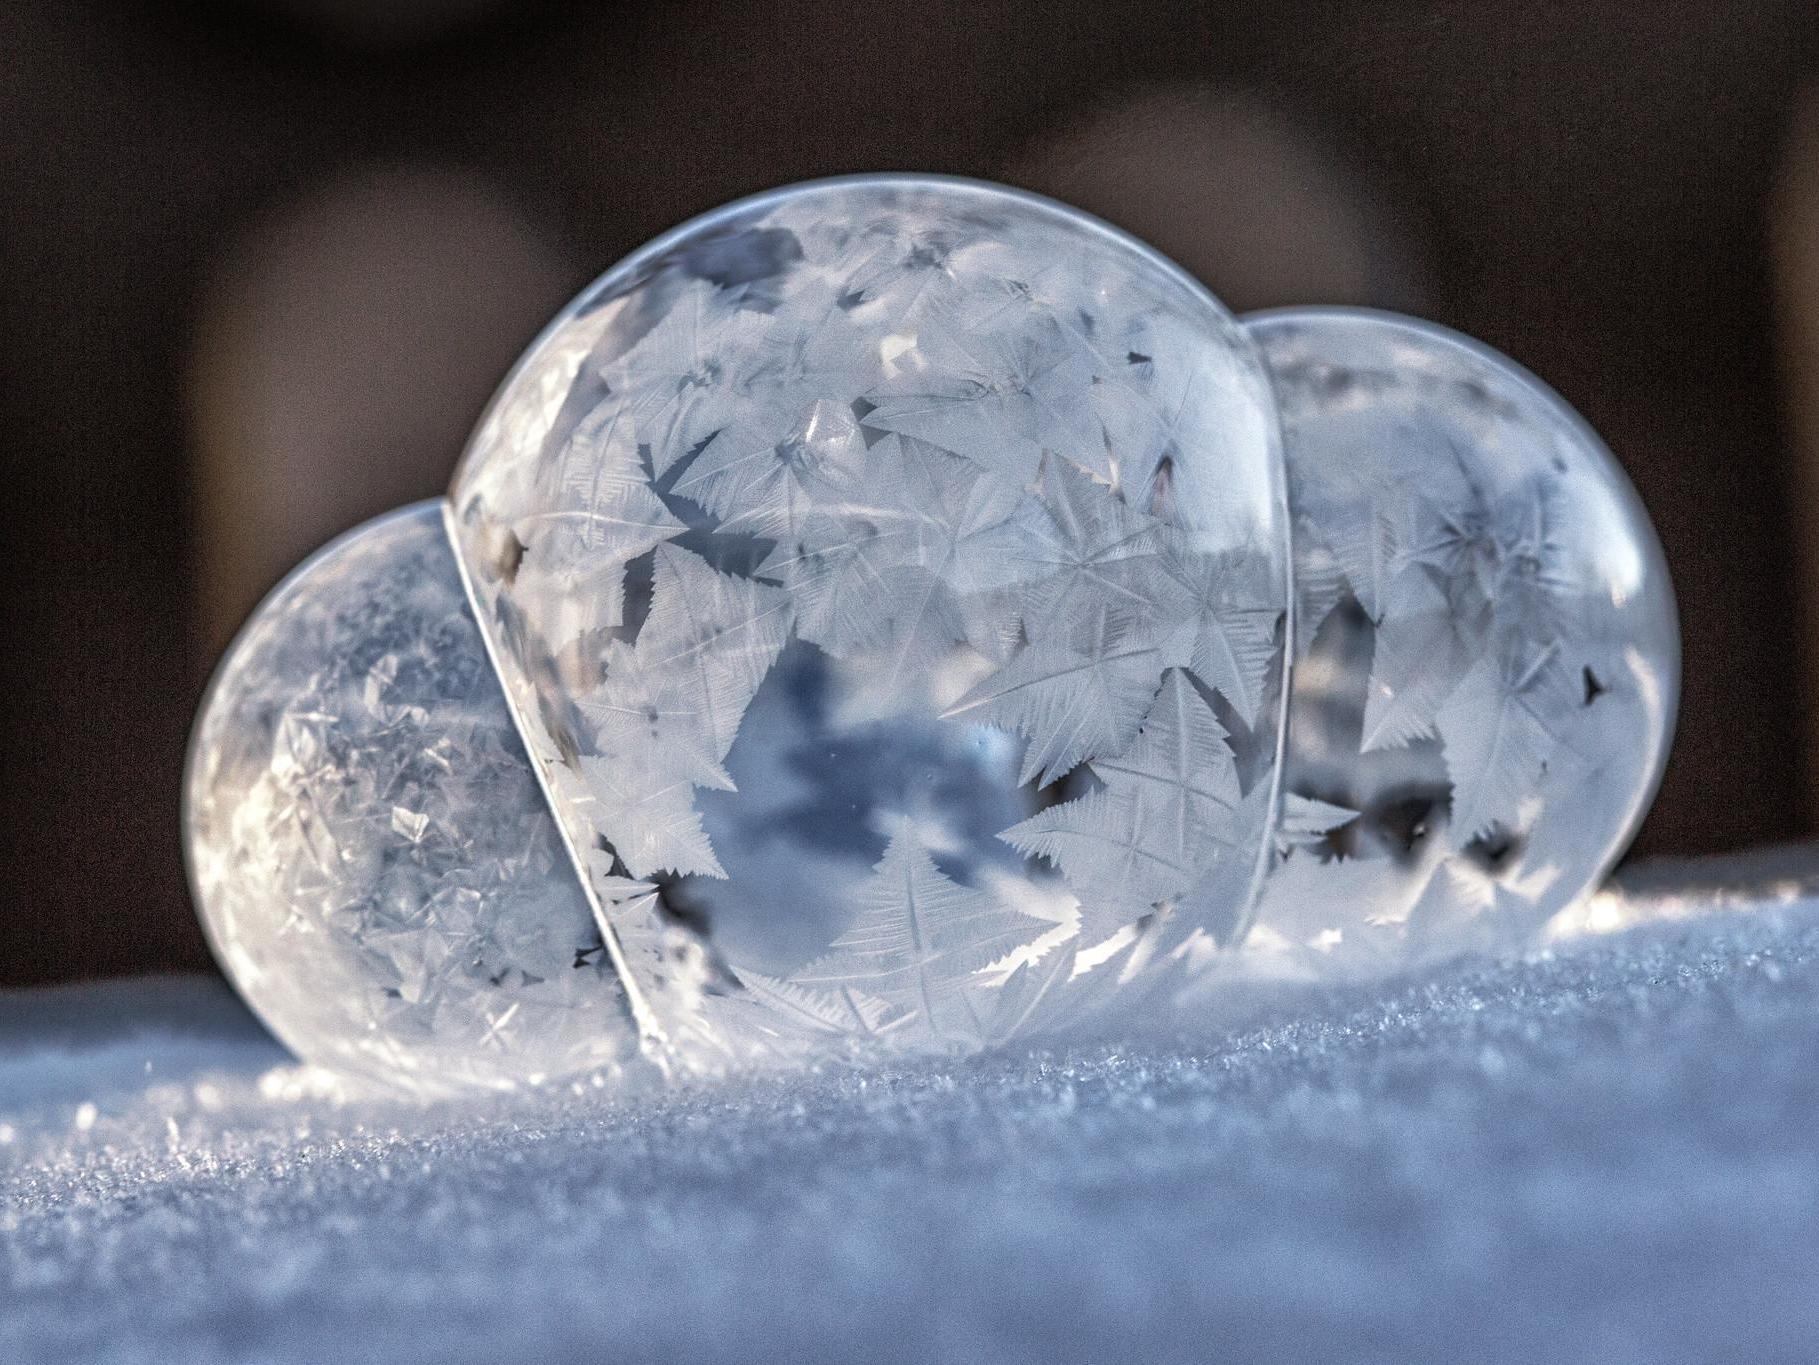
<box><xmin>3</xmin><ymin>0</ymin><xmax>1816</xmax><ymax>986</ymax></box>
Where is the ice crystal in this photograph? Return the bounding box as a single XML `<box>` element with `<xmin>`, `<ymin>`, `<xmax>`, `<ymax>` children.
<box><xmin>790</xmin><ymin>827</ymin><xmax>1050</xmax><ymax>1044</ymax></box>
<box><xmin>1001</xmin><ymin>669</ymin><xmax>1240</xmax><ymax>930</ymax></box>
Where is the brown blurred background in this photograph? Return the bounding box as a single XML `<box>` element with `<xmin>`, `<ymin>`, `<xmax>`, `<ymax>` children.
<box><xmin>2</xmin><ymin>0</ymin><xmax>1816</xmax><ymax>985</ymax></box>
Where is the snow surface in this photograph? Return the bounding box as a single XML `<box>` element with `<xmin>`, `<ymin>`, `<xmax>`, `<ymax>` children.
<box><xmin>5</xmin><ymin>881</ymin><xmax>1819</xmax><ymax>1364</ymax></box>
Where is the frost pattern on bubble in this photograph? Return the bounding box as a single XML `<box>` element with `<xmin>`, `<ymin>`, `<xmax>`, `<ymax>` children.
<box><xmin>450</xmin><ymin>178</ymin><xmax>1291</xmax><ymax>1058</ymax></box>
<box><xmin>1245</xmin><ymin>309</ymin><xmax>1679</xmax><ymax>971</ymax></box>
<box><xmin>184</xmin><ymin>504</ymin><xmax>641</xmax><ymax>1094</ymax></box>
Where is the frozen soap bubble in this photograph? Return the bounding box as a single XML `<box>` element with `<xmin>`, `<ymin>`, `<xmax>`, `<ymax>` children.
<box><xmin>184</xmin><ymin>503</ymin><xmax>643</xmax><ymax>1095</ymax></box>
<box><xmin>1243</xmin><ymin>308</ymin><xmax>1679</xmax><ymax>972</ymax></box>
<box><xmin>187</xmin><ymin>176</ymin><xmax>1295</xmax><ymax>1090</ymax></box>
<box><xmin>449</xmin><ymin>176</ymin><xmax>1295</xmax><ymax>1058</ymax></box>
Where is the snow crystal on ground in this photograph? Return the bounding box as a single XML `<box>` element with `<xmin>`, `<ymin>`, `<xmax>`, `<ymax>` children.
<box><xmin>4</xmin><ymin>884</ymin><xmax>1819</xmax><ymax>1363</ymax></box>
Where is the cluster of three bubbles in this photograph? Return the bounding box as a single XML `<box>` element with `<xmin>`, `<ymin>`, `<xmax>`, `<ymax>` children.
<box><xmin>185</xmin><ymin>176</ymin><xmax>1678</xmax><ymax>1095</ymax></box>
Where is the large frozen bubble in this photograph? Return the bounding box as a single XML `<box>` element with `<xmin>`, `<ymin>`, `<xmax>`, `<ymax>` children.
<box><xmin>446</xmin><ymin>176</ymin><xmax>1293</xmax><ymax>1063</ymax></box>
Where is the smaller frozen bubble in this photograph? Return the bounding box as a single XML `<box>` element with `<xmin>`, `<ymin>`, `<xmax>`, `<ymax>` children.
<box><xmin>1245</xmin><ymin>307</ymin><xmax>1679</xmax><ymax>969</ymax></box>
<box><xmin>184</xmin><ymin>502</ymin><xmax>641</xmax><ymax>1095</ymax></box>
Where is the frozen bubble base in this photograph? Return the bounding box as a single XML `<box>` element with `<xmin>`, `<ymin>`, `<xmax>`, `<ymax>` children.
<box><xmin>4</xmin><ymin>862</ymin><xmax>1817</xmax><ymax>1364</ymax></box>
